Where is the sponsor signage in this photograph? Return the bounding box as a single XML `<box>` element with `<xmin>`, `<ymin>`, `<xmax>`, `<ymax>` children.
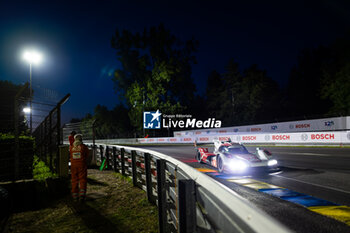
<box><xmin>199</xmin><ymin>137</ymin><xmax>209</xmax><ymax>141</ymax></box>
<box><xmin>310</xmin><ymin>133</ymin><xmax>334</xmax><ymax>140</ymax></box>
<box><xmin>242</xmin><ymin>136</ymin><xmax>256</xmax><ymax>141</ymax></box>
<box><xmin>174</xmin><ymin>116</ymin><xmax>349</xmax><ymax>136</ymax></box>
<box><xmin>138</xmin><ymin>131</ymin><xmax>349</xmax><ymax>144</ymax></box>
<box><xmin>295</xmin><ymin>124</ymin><xmax>310</xmax><ymax>129</ymax></box>
<box><xmin>272</xmin><ymin>135</ymin><xmax>290</xmax><ymax>140</ymax></box>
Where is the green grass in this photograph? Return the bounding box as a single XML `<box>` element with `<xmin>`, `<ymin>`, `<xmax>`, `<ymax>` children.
<box><xmin>10</xmin><ymin>169</ymin><xmax>159</xmax><ymax>233</ymax></box>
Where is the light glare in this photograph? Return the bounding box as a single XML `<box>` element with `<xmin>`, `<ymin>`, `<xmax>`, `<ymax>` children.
<box><xmin>23</xmin><ymin>107</ymin><xmax>31</xmax><ymax>113</ymax></box>
<box><xmin>268</xmin><ymin>159</ymin><xmax>278</xmax><ymax>166</ymax></box>
<box><xmin>229</xmin><ymin>160</ymin><xmax>248</xmax><ymax>171</ymax></box>
<box><xmin>23</xmin><ymin>50</ymin><xmax>43</xmax><ymax>65</ymax></box>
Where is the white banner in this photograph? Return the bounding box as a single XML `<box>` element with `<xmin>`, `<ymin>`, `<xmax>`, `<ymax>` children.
<box><xmin>137</xmin><ymin>131</ymin><xmax>350</xmax><ymax>144</ymax></box>
<box><xmin>174</xmin><ymin>116</ymin><xmax>350</xmax><ymax>137</ymax></box>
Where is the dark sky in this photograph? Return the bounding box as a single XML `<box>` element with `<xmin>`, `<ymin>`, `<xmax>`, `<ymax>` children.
<box><xmin>0</xmin><ymin>0</ymin><xmax>349</xmax><ymax>124</ymax></box>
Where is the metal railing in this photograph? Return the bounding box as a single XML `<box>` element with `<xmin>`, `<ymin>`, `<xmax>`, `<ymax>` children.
<box><xmin>86</xmin><ymin>143</ymin><xmax>291</xmax><ymax>233</ymax></box>
<box><xmin>33</xmin><ymin>94</ymin><xmax>70</xmax><ymax>173</ymax></box>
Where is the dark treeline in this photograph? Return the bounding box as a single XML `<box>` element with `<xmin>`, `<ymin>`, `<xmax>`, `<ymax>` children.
<box><xmin>0</xmin><ymin>80</ymin><xmax>30</xmax><ymax>134</ymax></box>
<box><xmin>77</xmin><ymin>25</ymin><xmax>350</xmax><ymax>138</ymax></box>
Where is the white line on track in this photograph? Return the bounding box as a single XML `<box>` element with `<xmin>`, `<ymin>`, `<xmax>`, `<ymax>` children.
<box><xmin>277</xmin><ymin>152</ymin><xmax>329</xmax><ymax>156</ymax></box>
<box><xmin>272</xmin><ymin>174</ymin><xmax>350</xmax><ymax>195</ymax></box>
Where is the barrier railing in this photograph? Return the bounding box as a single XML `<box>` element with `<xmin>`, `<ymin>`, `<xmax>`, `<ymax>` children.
<box><xmin>86</xmin><ymin>143</ymin><xmax>291</xmax><ymax>233</ymax></box>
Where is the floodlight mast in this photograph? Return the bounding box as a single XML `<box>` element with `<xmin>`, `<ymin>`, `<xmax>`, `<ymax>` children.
<box><xmin>22</xmin><ymin>50</ymin><xmax>43</xmax><ymax>134</ymax></box>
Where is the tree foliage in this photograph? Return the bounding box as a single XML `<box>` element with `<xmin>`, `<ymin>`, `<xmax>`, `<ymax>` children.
<box><xmin>111</xmin><ymin>24</ymin><xmax>198</xmax><ymax>133</ymax></box>
<box><xmin>79</xmin><ymin>104</ymin><xmax>132</xmax><ymax>139</ymax></box>
<box><xmin>206</xmin><ymin>60</ymin><xmax>281</xmax><ymax>126</ymax></box>
<box><xmin>287</xmin><ymin>33</ymin><xmax>350</xmax><ymax>117</ymax></box>
<box><xmin>0</xmin><ymin>80</ymin><xmax>30</xmax><ymax>133</ymax></box>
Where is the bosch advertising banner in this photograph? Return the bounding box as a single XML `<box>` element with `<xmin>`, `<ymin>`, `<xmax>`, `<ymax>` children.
<box><xmin>174</xmin><ymin>116</ymin><xmax>350</xmax><ymax>137</ymax></box>
<box><xmin>137</xmin><ymin>131</ymin><xmax>350</xmax><ymax>144</ymax></box>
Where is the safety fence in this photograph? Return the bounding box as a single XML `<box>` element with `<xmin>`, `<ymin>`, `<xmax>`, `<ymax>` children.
<box><xmin>86</xmin><ymin>143</ymin><xmax>290</xmax><ymax>233</ymax></box>
<box><xmin>32</xmin><ymin>94</ymin><xmax>70</xmax><ymax>173</ymax></box>
<box><xmin>0</xmin><ymin>136</ymin><xmax>34</xmax><ymax>181</ymax></box>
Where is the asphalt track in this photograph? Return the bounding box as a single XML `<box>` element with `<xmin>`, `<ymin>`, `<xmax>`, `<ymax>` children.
<box><xmin>139</xmin><ymin>145</ymin><xmax>350</xmax><ymax>233</ymax></box>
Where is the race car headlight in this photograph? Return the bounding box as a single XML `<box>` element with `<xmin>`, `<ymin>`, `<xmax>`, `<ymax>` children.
<box><xmin>229</xmin><ymin>160</ymin><xmax>248</xmax><ymax>171</ymax></box>
<box><xmin>268</xmin><ymin>159</ymin><xmax>278</xmax><ymax>166</ymax></box>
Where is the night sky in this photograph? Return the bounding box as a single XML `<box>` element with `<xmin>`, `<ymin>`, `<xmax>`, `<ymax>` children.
<box><xmin>0</xmin><ymin>0</ymin><xmax>349</xmax><ymax>124</ymax></box>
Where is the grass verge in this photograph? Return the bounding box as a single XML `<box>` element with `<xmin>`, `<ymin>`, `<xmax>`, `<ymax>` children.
<box><xmin>8</xmin><ymin>169</ymin><xmax>158</xmax><ymax>233</ymax></box>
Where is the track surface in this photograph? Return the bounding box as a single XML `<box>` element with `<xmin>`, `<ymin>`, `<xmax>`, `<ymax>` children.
<box><xmin>139</xmin><ymin>145</ymin><xmax>350</xmax><ymax>233</ymax></box>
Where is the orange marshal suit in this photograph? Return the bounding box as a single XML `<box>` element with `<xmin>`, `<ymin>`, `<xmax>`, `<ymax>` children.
<box><xmin>69</xmin><ymin>142</ymin><xmax>89</xmax><ymax>199</ymax></box>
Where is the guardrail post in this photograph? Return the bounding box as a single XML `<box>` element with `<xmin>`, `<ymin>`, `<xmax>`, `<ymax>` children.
<box><xmin>99</xmin><ymin>145</ymin><xmax>104</xmax><ymax>163</ymax></box>
<box><xmin>178</xmin><ymin>179</ymin><xmax>196</xmax><ymax>233</ymax></box>
<box><xmin>131</xmin><ymin>150</ymin><xmax>137</xmax><ymax>187</ymax></box>
<box><xmin>121</xmin><ymin>148</ymin><xmax>125</xmax><ymax>176</ymax></box>
<box><xmin>144</xmin><ymin>153</ymin><xmax>154</xmax><ymax>204</ymax></box>
<box><xmin>105</xmin><ymin>146</ymin><xmax>110</xmax><ymax>169</ymax></box>
<box><xmin>112</xmin><ymin>147</ymin><xmax>118</xmax><ymax>173</ymax></box>
<box><xmin>157</xmin><ymin>159</ymin><xmax>167</xmax><ymax>233</ymax></box>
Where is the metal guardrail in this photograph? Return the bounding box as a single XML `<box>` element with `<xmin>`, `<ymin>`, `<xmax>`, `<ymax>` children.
<box><xmin>86</xmin><ymin>143</ymin><xmax>291</xmax><ymax>233</ymax></box>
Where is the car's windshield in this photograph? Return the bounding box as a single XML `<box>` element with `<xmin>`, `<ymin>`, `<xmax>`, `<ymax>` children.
<box><xmin>224</xmin><ymin>145</ymin><xmax>248</xmax><ymax>154</ymax></box>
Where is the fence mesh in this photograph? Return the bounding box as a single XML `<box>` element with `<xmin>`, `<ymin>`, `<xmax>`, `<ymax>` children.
<box><xmin>62</xmin><ymin>120</ymin><xmax>95</xmax><ymax>142</ymax></box>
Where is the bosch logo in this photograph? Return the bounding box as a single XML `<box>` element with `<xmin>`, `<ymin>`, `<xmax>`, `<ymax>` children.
<box><xmin>310</xmin><ymin>134</ymin><xmax>335</xmax><ymax>140</ymax></box>
<box><xmin>295</xmin><ymin>124</ymin><xmax>310</xmax><ymax>129</ymax></box>
<box><xmin>265</xmin><ymin>135</ymin><xmax>270</xmax><ymax>141</ymax></box>
<box><xmin>199</xmin><ymin>137</ymin><xmax>209</xmax><ymax>141</ymax></box>
<box><xmin>251</xmin><ymin>128</ymin><xmax>261</xmax><ymax>132</ymax></box>
<box><xmin>271</xmin><ymin>125</ymin><xmax>278</xmax><ymax>130</ymax></box>
<box><xmin>246</xmin><ymin>128</ymin><xmax>250</xmax><ymax>132</ymax></box>
<box><xmin>206</xmin><ymin>131</ymin><xmax>211</xmax><ymax>134</ymax></box>
<box><xmin>234</xmin><ymin>129</ymin><xmax>239</xmax><ymax>132</ymax></box>
<box><xmin>242</xmin><ymin>136</ymin><xmax>256</xmax><ymax>141</ymax></box>
<box><xmin>289</xmin><ymin>124</ymin><xmax>294</xmax><ymax>129</ymax></box>
<box><xmin>272</xmin><ymin>135</ymin><xmax>290</xmax><ymax>140</ymax></box>
<box><xmin>301</xmin><ymin>134</ymin><xmax>308</xmax><ymax>141</ymax></box>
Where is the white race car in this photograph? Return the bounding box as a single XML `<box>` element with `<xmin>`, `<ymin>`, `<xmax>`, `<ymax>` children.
<box><xmin>196</xmin><ymin>139</ymin><xmax>278</xmax><ymax>173</ymax></box>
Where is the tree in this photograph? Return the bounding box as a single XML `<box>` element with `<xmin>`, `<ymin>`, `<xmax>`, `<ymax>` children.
<box><xmin>286</xmin><ymin>46</ymin><xmax>332</xmax><ymax>118</ymax></box>
<box><xmin>85</xmin><ymin>104</ymin><xmax>132</xmax><ymax>139</ymax></box>
<box><xmin>205</xmin><ymin>60</ymin><xmax>281</xmax><ymax>126</ymax></box>
<box><xmin>321</xmin><ymin>64</ymin><xmax>350</xmax><ymax>115</ymax></box>
<box><xmin>286</xmin><ymin>32</ymin><xmax>350</xmax><ymax>118</ymax></box>
<box><xmin>239</xmin><ymin>64</ymin><xmax>281</xmax><ymax>123</ymax></box>
<box><xmin>0</xmin><ymin>80</ymin><xmax>30</xmax><ymax>134</ymax></box>
<box><xmin>111</xmin><ymin>24</ymin><xmax>198</xmax><ymax>133</ymax></box>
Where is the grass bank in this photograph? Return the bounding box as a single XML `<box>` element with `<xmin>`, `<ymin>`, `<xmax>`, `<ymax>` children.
<box><xmin>8</xmin><ymin>169</ymin><xmax>158</xmax><ymax>233</ymax></box>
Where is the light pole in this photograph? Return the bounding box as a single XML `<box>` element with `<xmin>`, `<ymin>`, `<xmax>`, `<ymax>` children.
<box><xmin>23</xmin><ymin>50</ymin><xmax>42</xmax><ymax>134</ymax></box>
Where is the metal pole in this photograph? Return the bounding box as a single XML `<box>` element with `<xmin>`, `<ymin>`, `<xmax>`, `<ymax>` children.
<box><xmin>157</xmin><ymin>159</ymin><xmax>167</xmax><ymax>233</ymax></box>
<box><xmin>121</xmin><ymin>148</ymin><xmax>125</xmax><ymax>176</ymax></box>
<box><xmin>143</xmin><ymin>92</ymin><xmax>145</xmax><ymax>137</ymax></box>
<box><xmin>144</xmin><ymin>153</ymin><xmax>154</xmax><ymax>204</ymax></box>
<box><xmin>178</xmin><ymin>179</ymin><xmax>196</xmax><ymax>233</ymax></box>
<box><xmin>131</xmin><ymin>150</ymin><xmax>137</xmax><ymax>187</ymax></box>
<box><xmin>30</xmin><ymin>63</ymin><xmax>32</xmax><ymax>135</ymax></box>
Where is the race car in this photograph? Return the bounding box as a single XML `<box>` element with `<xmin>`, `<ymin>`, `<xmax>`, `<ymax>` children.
<box><xmin>196</xmin><ymin>139</ymin><xmax>278</xmax><ymax>173</ymax></box>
